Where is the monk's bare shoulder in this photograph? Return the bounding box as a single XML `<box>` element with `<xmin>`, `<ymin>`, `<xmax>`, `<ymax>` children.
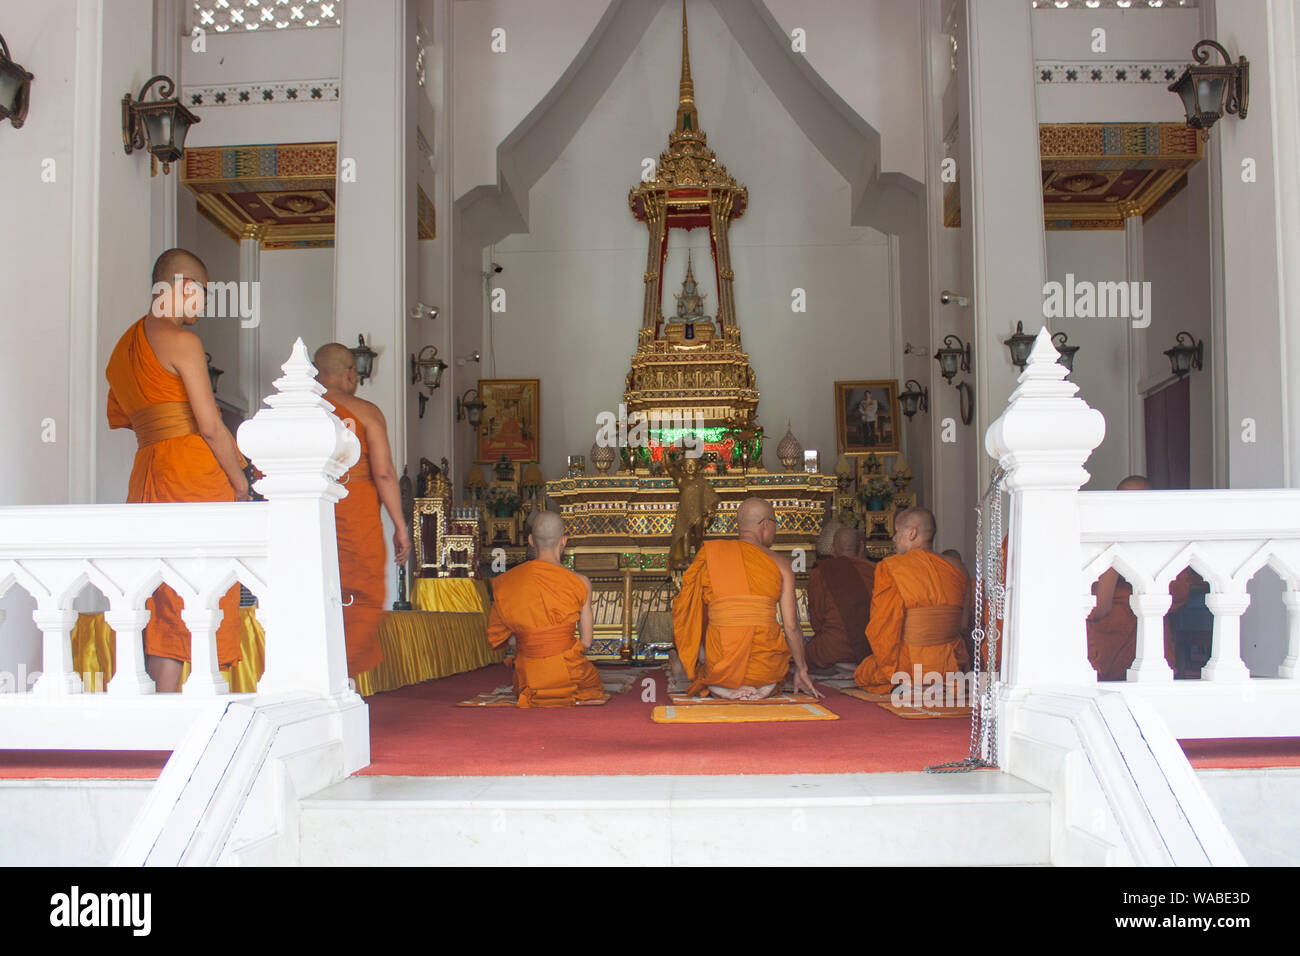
<box><xmin>144</xmin><ymin>317</ymin><xmax>202</xmax><ymax>371</ymax></box>
<box><xmin>347</xmin><ymin>394</ymin><xmax>387</xmax><ymax>432</ymax></box>
<box><xmin>574</xmin><ymin>570</ymin><xmax>592</xmax><ymax>591</ymax></box>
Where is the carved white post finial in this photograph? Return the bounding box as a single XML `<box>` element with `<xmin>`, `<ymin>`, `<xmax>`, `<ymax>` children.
<box><xmin>986</xmin><ymin>325</ymin><xmax>1105</xmax><ymax>690</ymax></box>
<box><xmin>235</xmin><ymin>338</ymin><xmax>360</xmax><ymax>698</ymax></box>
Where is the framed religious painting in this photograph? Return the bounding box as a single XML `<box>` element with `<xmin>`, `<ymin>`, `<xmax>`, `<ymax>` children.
<box><xmin>833</xmin><ymin>380</ymin><xmax>901</xmax><ymax>455</ymax></box>
<box><xmin>475</xmin><ymin>379</ymin><xmax>541</xmax><ymax>463</ymax></box>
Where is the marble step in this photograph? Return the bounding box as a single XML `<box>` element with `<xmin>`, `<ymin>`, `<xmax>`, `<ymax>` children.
<box><xmin>297</xmin><ymin>771</ymin><xmax>1052</xmax><ymax>866</ymax></box>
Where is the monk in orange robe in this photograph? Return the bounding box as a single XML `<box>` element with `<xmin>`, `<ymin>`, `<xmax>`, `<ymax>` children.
<box><xmin>105</xmin><ymin>249</ymin><xmax>251</xmax><ymax>692</ymax></box>
<box><xmin>485</xmin><ymin>510</ymin><xmax>604</xmax><ymax>707</ymax></box>
<box><xmin>854</xmin><ymin>507</ymin><xmax>970</xmax><ymax>695</ymax></box>
<box><xmin>805</xmin><ymin>527</ymin><xmax>875</xmax><ymax>670</ymax></box>
<box><xmin>671</xmin><ymin>497</ymin><xmax>822</xmax><ymax>699</ymax></box>
<box><xmin>1087</xmin><ymin>475</ymin><xmax>1196</xmax><ymax>680</ymax></box>
<box><xmin>313</xmin><ymin>344</ymin><xmax>411</xmax><ymax>678</ymax></box>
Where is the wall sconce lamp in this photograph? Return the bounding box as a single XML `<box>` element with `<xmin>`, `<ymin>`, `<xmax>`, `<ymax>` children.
<box><xmin>456</xmin><ymin>388</ymin><xmax>486</xmax><ymax>429</ymax></box>
<box><xmin>205</xmin><ymin>352</ymin><xmax>224</xmax><ymax>394</ymax></box>
<box><xmin>1169</xmin><ymin>40</ymin><xmax>1248</xmax><ymax>140</ymax></box>
<box><xmin>899</xmin><ymin>379</ymin><xmax>929</xmax><ymax>420</ymax></box>
<box><xmin>350</xmin><ymin>334</ymin><xmax>377</xmax><ymax>384</ymax></box>
<box><xmin>1004</xmin><ymin>321</ymin><xmax>1036</xmax><ymax>370</ymax></box>
<box><xmin>1164</xmin><ymin>331</ymin><xmax>1204</xmax><ymax>379</ymax></box>
<box><xmin>1051</xmin><ymin>331</ymin><xmax>1079</xmax><ymax>375</ymax></box>
<box><xmin>410</xmin><ymin>345</ymin><xmax>447</xmax><ymax>420</ymax></box>
<box><xmin>0</xmin><ymin>33</ymin><xmax>35</xmax><ymax>129</ymax></box>
<box><xmin>409</xmin><ymin>302</ymin><xmax>439</xmax><ymax>321</ymax></box>
<box><xmin>934</xmin><ymin>335</ymin><xmax>970</xmax><ymax>384</ymax></box>
<box><xmin>121</xmin><ymin>75</ymin><xmax>200</xmax><ymax>174</ymax></box>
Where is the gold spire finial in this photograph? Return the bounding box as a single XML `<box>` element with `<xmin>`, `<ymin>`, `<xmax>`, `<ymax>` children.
<box><xmin>677</xmin><ymin>0</ymin><xmax>698</xmax><ymax>134</ymax></box>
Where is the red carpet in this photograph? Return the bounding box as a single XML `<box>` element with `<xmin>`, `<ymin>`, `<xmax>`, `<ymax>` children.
<box><xmin>0</xmin><ymin>750</ymin><xmax>170</xmax><ymax>780</ymax></box>
<box><xmin>360</xmin><ymin>664</ymin><xmax>974</xmax><ymax>776</ymax></box>
<box><xmin>1179</xmin><ymin>737</ymin><xmax>1300</xmax><ymax>769</ymax></box>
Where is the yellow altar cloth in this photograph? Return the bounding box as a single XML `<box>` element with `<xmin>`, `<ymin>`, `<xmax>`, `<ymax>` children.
<box><xmin>412</xmin><ymin>577</ymin><xmax>490</xmax><ymax>620</ymax></box>
<box><xmin>72</xmin><ymin>605</ymin><xmax>502</xmax><ymax>698</ymax></box>
<box><xmin>353</xmin><ymin>610</ymin><xmax>505</xmax><ymax>696</ymax></box>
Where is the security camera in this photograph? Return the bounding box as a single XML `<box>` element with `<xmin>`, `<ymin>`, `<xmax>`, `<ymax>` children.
<box><xmin>940</xmin><ymin>290</ymin><xmax>970</xmax><ymax>307</ymax></box>
<box><xmin>491</xmin><ymin>263</ymin><xmax>503</xmax><ymax>274</ymax></box>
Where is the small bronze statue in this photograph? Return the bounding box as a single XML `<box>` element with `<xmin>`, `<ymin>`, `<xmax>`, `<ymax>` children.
<box><xmin>392</xmin><ymin>564</ymin><xmax>414</xmax><ymax>611</ymax></box>
<box><xmin>666</xmin><ymin>452</ymin><xmax>720</xmax><ymax>570</ymax></box>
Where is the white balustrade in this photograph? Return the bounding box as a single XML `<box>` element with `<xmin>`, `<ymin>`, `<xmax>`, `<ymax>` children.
<box><xmin>990</xmin><ymin>327</ymin><xmax>1300</xmax><ymax>739</ymax></box>
<box><xmin>0</xmin><ymin>339</ymin><xmax>360</xmax><ymax>750</ymax></box>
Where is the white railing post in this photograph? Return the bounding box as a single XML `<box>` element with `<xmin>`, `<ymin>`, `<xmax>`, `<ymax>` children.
<box><xmin>180</xmin><ymin>606</ymin><xmax>228</xmax><ymax>697</ymax></box>
<box><xmin>986</xmin><ymin>328</ymin><xmax>1105</xmax><ymax>688</ymax></box>
<box><xmin>1127</xmin><ymin>591</ymin><xmax>1175</xmax><ymax>683</ymax></box>
<box><xmin>1281</xmin><ymin>587</ymin><xmax>1300</xmax><ymax>679</ymax></box>
<box><xmin>237</xmin><ymin>339</ymin><xmax>359</xmax><ymax>698</ymax></box>
<box><xmin>30</xmin><ymin>609</ymin><xmax>83</xmax><ymax>697</ymax></box>
<box><xmin>1202</xmin><ymin>592</ymin><xmax>1253</xmax><ymax>682</ymax></box>
<box><xmin>103</xmin><ymin>608</ymin><xmax>154</xmax><ymax>696</ymax></box>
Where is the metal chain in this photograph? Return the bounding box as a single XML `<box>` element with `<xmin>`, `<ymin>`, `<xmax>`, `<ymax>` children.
<box><xmin>926</xmin><ymin>465</ymin><xmax>1006</xmax><ymax>773</ymax></box>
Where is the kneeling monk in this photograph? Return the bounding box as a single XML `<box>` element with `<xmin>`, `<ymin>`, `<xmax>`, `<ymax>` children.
<box><xmin>486</xmin><ymin>510</ymin><xmax>604</xmax><ymax>707</ymax></box>
<box><xmin>106</xmin><ymin>248</ymin><xmax>250</xmax><ymax>692</ymax></box>
<box><xmin>314</xmin><ymin>343</ymin><xmax>411</xmax><ymax>678</ymax></box>
<box><xmin>672</xmin><ymin>497</ymin><xmax>821</xmax><ymax>700</ymax></box>
<box><xmin>805</xmin><ymin>526</ymin><xmax>876</xmax><ymax>670</ymax></box>
<box><xmin>855</xmin><ymin>507</ymin><xmax>969</xmax><ymax>694</ymax></box>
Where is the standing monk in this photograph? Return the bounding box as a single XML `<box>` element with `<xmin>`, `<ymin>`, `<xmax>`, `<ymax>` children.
<box><xmin>805</xmin><ymin>527</ymin><xmax>876</xmax><ymax>670</ymax></box>
<box><xmin>313</xmin><ymin>344</ymin><xmax>411</xmax><ymax>678</ymax></box>
<box><xmin>854</xmin><ymin>507</ymin><xmax>969</xmax><ymax>695</ymax></box>
<box><xmin>485</xmin><ymin>510</ymin><xmax>604</xmax><ymax>707</ymax></box>
<box><xmin>671</xmin><ymin>497</ymin><xmax>822</xmax><ymax>700</ymax></box>
<box><xmin>1087</xmin><ymin>475</ymin><xmax>1195</xmax><ymax>680</ymax></box>
<box><xmin>106</xmin><ymin>248</ymin><xmax>250</xmax><ymax>692</ymax></box>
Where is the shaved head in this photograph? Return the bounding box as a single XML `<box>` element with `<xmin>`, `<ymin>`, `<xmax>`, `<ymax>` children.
<box><xmin>1116</xmin><ymin>474</ymin><xmax>1152</xmax><ymax>491</ymax></box>
<box><xmin>152</xmin><ymin>248</ymin><xmax>207</xmax><ymax>286</ymax></box>
<box><xmin>313</xmin><ymin>343</ymin><xmax>357</xmax><ymax>391</ymax></box>
<box><xmin>529</xmin><ymin>509</ymin><xmax>566</xmax><ymax>553</ymax></box>
<box><xmin>831</xmin><ymin>526</ymin><xmax>863</xmax><ymax>557</ymax></box>
<box><xmin>816</xmin><ymin>518</ymin><xmax>843</xmax><ymax>556</ymax></box>
<box><xmin>892</xmin><ymin>507</ymin><xmax>936</xmax><ymax>554</ymax></box>
<box><xmin>737</xmin><ymin>496</ymin><xmax>774</xmax><ymax>530</ymax></box>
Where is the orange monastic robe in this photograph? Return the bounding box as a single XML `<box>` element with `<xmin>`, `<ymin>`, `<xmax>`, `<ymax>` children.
<box><xmin>1087</xmin><ymin>569</ymin><xmax>1194</xmax><ymax>681</ymax></box>
<box><xmin>330</xmin><ymin>399</ymin><xmax>386</xmax><ymax>678</ymax></box>
<box><xmin>486</xmin><ymin>560</ymin><xmax>603</xmax><ymax>707</ymax></box>
<box><xmin>105</xmin><ymin>318</ymin><xmax>242</xmax><ymax>667</ymax></box>
<box><xmin>672</xmin><ymin>540</ymin><xmax>790</xmax><ymax>696</ymax></box>
<box><xmin>854</xmin><ymin>548</ymin><xmax>970</xmax><ymax>694</ymax></box>
<box><xmin>805</xmin><ymin>556</ymin><xmax>875</xmax><ymax>668</ymax></box>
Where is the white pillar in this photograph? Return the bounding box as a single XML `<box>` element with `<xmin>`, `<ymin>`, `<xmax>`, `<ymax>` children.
<box><xmin>237</xmin><ymin>339</ymin><xmax>360</xmax><ymax>698</ymax></box>
<box><xmin>150</xmin><ymin>0</ymin><xmax>182</xmax><ymax>257</ymax></box>
<box><xmin>179</xmin><ymin>606</ymin><xmax>227</xmax><ymax>696</ymax></box>
<box><xmin>1267</xmin><ymin>0</ymin><xmax>1300</xmax><ymax>488</ymax></box>
<box><xmin>960</xmin><ymin>0</ymin><xmax>1047</xmax><ymax>487</ymax></box>
<box><xmin>104</xmin><ymin>608</ymin><xmax>154</xmax><ymax>696</ymax></box>
<box><xmin>239</xmin><ymin>228</ymin><xmax>263</xmax><ymax>416</ymax></box>
<box><xmin>1280</xmin><ymin>587</ymin><xmax>1300</xmax><ymax>678</ymax></box>
<box><xmin>334</xmin><ymin>0</ymin><xmax>414</xmax><ymax>463</ymax></box>
<box><xmin>986</xmin><ymin>328</ymin><xmax>1106</xmax><ymax>688</ymax></box>
<box><xmin>1123</xmin><ymin>208</ymin><xmax>1147</xmax><ymax>479</ymax></box>
<box><xmin>30</xmin><ymin>610</ymin><xmax>83</xmax><ymax>697</ymax></box>
<box><xmin>1126</xmin><ymin>591</ymin><xmax>1174</xmax><ymax>683</ymax></box>
<box><xmin>1202</xmin><ymin>592</ymin><xmax>1253</xmax><ymax>682</ymax></box>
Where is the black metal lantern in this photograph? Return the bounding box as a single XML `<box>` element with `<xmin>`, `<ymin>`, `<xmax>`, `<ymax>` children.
<box><xmin>205</xmin><ymin>352</ymin><xmax>224</xmax><ymax>394</ymax></box>
<box><xmin>934</xmin><ymin>335</ymin><xmax>970</xmax><ymax>384</ymax></box>
<box><xmin>1051</xmin><ymin>331</ymin><xmax>1079</xmax><ymax>374</ymax></box>
<box><xmin>1164</xmin><ymin>331</ymin><xmax>1204</xmax><ymax>379</ymax></box>
<box><xmin>410</xmin><ymin>345</ymin><xmax>447</xmax><ymax>392</ymax></box>
<box><xmin>122</xmin><ymin>75</ymin><xmax>200</xmax><ymax>174</ymax></box>
<box><xmin>0</xmin><ymin>33</ymin><xmax>34</xmax><ymax>129</ymax></box>
<box><xmin>898</xmin><ymin>379</ymin><xmax>929</xmax><ymax>420</ymax></box>
<box><xmin>456</xmin><ymin>388</ymin><xmax>486</xmax><ymax>429</ymax></box>
<box><xmin>350</xmin><ymin>334</ymin><xmax>378</xmax><ymax>384</ymax></box>
<box><xmin>1004</xmin><ymin>321</ymin><xmax>1036</xmax><ymax>371</ymax></box>
<box><xmin>1168</xmin><ymin>40</ymin><xmax>1248</xmax><ymax>140</ymax></box>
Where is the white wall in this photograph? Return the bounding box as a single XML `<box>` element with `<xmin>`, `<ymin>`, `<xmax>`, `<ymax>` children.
<box><xmin>488</xmin><ymin>0</ymin><xmax>893</xmax><ymax>482</ymax></box>
<box><xmin>1044</xmin><ymin>230</ymin><xmax>1132</xmax><ymax>491</ymax></box>
<box><xmin>258</xmin><ymin>249</ymin><xmax>336</xmax><ymax>389</ymax></box>
<box><xmin>766</xmin><ymin>0</ymin><xmax>926</xmax><ymax>183</ymax></box>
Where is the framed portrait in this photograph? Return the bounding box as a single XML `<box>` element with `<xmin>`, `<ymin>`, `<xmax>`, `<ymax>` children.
<box><xmin>834</xmin><ymin>380</ymin><xmax>901</xmax><ymax>454</ymax></box>
<box><xmin>475</xmin><ymin>379</ymin><xmax>540</xmax><ymax>463</ymax></box>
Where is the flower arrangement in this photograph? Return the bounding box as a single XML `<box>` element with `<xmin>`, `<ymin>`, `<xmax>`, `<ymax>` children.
<box><xmin>858</xmin><ymin>476</ymin><xmax>894</xmax><ymax>510</ymax></box>
<box><xmin>484</xmin><ymin>486</ymin><xmax>522</xmax><ymax>517</ymax></box>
